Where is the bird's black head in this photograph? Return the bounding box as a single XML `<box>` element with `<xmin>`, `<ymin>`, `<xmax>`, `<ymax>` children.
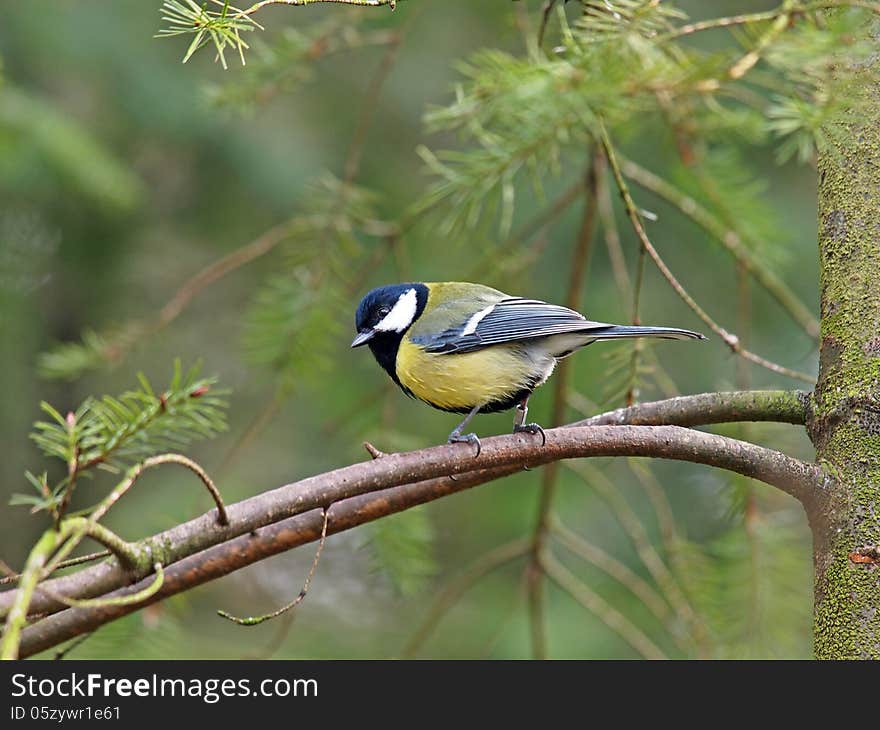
<box><xmin>352</xmin><ymin>283</ymin><xmax>429</xmax><ymax>346</ymax></box>
<box><xmin>352</xmin><ymin>283</ymin><xmax>429</xmax><ymax>384</ymax></box>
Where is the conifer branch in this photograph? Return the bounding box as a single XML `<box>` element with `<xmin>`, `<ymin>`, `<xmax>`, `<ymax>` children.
<box><xmin>599</xmin><ymin>124</ymin><xmax>815</xmax><ymax>384</ymax></box>
<box><xmin>619</xmin><ymin>156</ymin><xmax>820</xmax><ymax>339</ymax></box>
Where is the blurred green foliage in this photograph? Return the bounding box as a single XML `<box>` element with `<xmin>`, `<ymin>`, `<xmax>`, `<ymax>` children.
<box><xmin>0</xmin><ymin>0</ymin><xmax>841</xmax><ymax>658</ymax></box>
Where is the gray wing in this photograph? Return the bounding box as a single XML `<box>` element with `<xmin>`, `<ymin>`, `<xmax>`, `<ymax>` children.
<box><xmin>411</xmin><ymin>297</ymin><xmax>611</xmax><ymax>354</ymax></box>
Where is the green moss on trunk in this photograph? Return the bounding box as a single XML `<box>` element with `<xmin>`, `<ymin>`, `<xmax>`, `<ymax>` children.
<box><xmin>811</xmin><ymin>55</ymin><xmax>880</xmax><ymax>658</ymax></box>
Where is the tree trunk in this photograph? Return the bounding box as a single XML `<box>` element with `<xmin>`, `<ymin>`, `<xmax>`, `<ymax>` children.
<box><xmin>811</xmin><ymin>53</ymin><xmax>880</xmax><ymax>658</ymax></box>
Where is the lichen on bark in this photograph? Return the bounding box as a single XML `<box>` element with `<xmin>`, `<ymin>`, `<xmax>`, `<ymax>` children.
<box><xmin>811</xmin><ymin>40</ymin><xmax>880</xmax><ymax>658</ymax></box>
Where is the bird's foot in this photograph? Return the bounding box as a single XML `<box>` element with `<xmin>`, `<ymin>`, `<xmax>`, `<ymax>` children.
<box><xmin>448</xmin><ymin>431</ymin><xmax>482</xmax><ymax>458</ymax></box>
<box><xmin>513</xmin><ymin>422</ymin><xmax>546</xmax><ymax>447</ymax></box>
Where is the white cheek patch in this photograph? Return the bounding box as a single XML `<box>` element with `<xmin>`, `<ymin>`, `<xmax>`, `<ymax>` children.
<box><xmin>375</xmin><ymin>288</ymin><xmax>418</xmax><ymax>333</ymax></box>
<box><xmin>461</xmin><ymin>304</ymin><xmax>495</xmax><ymax>336</ymax></box>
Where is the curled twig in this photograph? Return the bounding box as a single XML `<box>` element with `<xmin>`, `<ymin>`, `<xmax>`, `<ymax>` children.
<box><xmin>217</xmin><ymin>508</ymin><xmax>330</xmax><ymax>626</ymax></box>
<box><xmin>41</xmin><ymin>454</ymin><xmax>226</xmax><ymax>583</ymax></box>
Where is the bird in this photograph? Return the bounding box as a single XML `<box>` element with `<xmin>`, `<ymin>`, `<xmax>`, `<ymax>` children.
<box><xmin>352</xmin><ymin>281</ymin><xmax>704</xmax><ymax>455</ymax></box>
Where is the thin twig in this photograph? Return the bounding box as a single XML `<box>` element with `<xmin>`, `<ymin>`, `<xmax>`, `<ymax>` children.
<box><xmin>40</xmin><ymin>565</ymin><xmax>165</xmax><ymax>610</ymax></box>
<box><xmin>660</xmin><ymin>9</ymin><xmax>780</xmax><ymax>41</ymax></box>
<box><xmin>154</xmin><ymin>223</ymin><xmax>294</xmax><ymax>331</ymax></box>
<box><xmin>0</xmin><ymin>551</ymin><xmax>109</xmax><ymax>587</ymax></box>
<box><xmin>551</xmin><ymin>519</ymin><xmax>673</xmax><ymax>628</ymax></box>
<box><xmin>343</xmin><ymin>32</ymin><xmax>403</xmax><ymax>185</ymax></box>
<box><xmin>401</xmin><ymin>538</ymin><xmax>530</xmax><ymax>657</ymax></box>
<box><xmin>239</xmin><ymin>0</ymin><xmax>399</xmax><ymax>15</ymax></box>
<box><xmin>620</xmin><ymin>157</ymin><xmax>820</xmax><ymax>339</ymax></box>
<box><xmin>42</xmin><ymin>454</ymin><xmax>226</xmax><ymax>582</ymax></box>
<box><xmin>1</xmin><ymin>530</ymin><xmax>62</xmax><ymax>659</ymax></box>
<box><xmin>728</xmin><ymin>1</ymin><xmax>795</xmax><ymax>80</ymax></box>
<box><xmin>363</xmin><ymin>441</ymin><xmax>386</xmax><ymax>459</ymax></box>
<box><xmin>538</xmin><ymin>0</ymin><xmax>560</xmax><ymax>48</ymax></box>
<box><xmin>542</xmin><ymin>551</ymin><xmax>668</xmax><ymax>660</ymax></box>
<box><xmin>564</xmin><ymin>461</ymin><xmax>710</xmax><ymax>652</ymax></box>
<box><xmin>217</xmin><ymin>508</ymin><xmax>329</xmax><ymax>625</ymax></box>
<box><xmin>469</xmin><ymin>176</ymin><xmax>586</xmax><ymax>281</ymax></box>
<box><xmin>55</xmin><ymin>519</ymin><xmax>139</xmax><ymax>571</ymax></box>
<box><xmin>659</xmin><ymin>1</ymin><xmax>879</xmax><ymax>42</ymax></box>
<box><xmin>596</xmin><ymin>154</ymin><xmax>632</xmax><ymax>300</ymax></box>
<box><xmin>599</xmin><ymin>153</ymin><xmax>680</xmax><ymax>403</ymax></box>
<box><xmin>599</xmin><ymin>123</ymin><xmax>815</xmax><ymax>384</ymax></box>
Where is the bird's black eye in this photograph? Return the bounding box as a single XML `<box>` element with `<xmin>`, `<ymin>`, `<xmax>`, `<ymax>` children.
<box><xmin>377</xmin><ymin>306</ymin><xmax>391</xmax><ymax>318</ymax></box>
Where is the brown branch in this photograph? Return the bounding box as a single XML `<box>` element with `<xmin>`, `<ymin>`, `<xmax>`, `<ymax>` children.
<box><xmin>342</xmin><ymin>32</ymin><xmax>403</xmax><ymax>185</ymax></box>
<box><xmin>8</xmin><ymin>422</ymin><xmax>827</xmax><ymax>656</ymax></box>
<box><xmin>1</xmin><ymin>392</ymin><xmax>817</xmax><ymax>622</ymax></box>
<box><xmin>576</xmin><ymin>390</ymin><xmax>808</xmax><ymax>427</ymax></box>
<box><xmin>152</xmin><ymin>222</ymin><xmax>295</xmax><ymax>335</ymax></box>
<box><xmin>17</xmin><ymin>464</ymin><xmax>521</xmax><ymax>657</ymax></box>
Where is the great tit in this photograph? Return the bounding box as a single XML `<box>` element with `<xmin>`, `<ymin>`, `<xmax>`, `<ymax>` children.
<box><xmin>352</xmin><ymin>282</ymin><xmax>704</xmax><ymax>454</ymax></box>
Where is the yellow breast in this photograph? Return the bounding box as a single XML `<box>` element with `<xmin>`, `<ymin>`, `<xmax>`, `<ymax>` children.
<box><xmin>396</xmin><ymin>337</ymin><xmax>540</xmax><ymax>412</ymax></box>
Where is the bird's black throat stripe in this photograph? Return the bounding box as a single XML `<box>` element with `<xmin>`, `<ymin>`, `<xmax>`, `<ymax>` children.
<box><xmin>367</xmin><ymin>331</ymin><xmax>411</xmax><ymax>395</ymax></box>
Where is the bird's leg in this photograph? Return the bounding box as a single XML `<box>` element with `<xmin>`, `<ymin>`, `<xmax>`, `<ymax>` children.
<box><xmin>513</xmin><ymin>395</ymin><xmax>546</xmax><ymax>446</ymax></box>
<box><xmin>448</xmin><ymin>404</ymin><xmax>482</xmax><ymax>457</ymax></box>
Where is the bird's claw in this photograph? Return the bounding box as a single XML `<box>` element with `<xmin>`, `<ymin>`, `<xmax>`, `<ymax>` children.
<box><xmin>514</xmin><ymin>422</ymin><xmax>546</xmax><ymax>447</ymax></box>
<box><xmin>448</xmin><ymin>432</ymin><xmax>482</xmax><ymax>458</ymax></box>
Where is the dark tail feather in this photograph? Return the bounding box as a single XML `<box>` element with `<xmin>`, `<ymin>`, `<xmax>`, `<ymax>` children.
<box><xmin>589</xmin><ymin>325</ymin><xmax>706</xmax><ymax>341</ymax></box>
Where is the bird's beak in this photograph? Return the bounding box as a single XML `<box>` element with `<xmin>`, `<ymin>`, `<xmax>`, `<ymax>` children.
<box><xmin>351</xmin><ymin>329</ymin><xmax>376</xmax><ymax>348</ymax></box>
